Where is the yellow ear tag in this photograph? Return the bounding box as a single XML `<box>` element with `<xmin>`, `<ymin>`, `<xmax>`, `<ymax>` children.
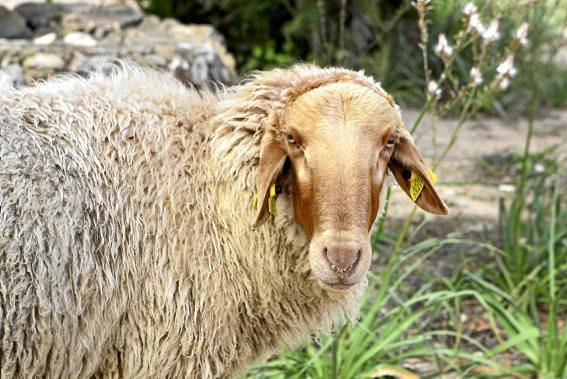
<box><xmin>409</xmin><ymin>169</ymin><xmax>437</xmax><ymax>202</ymax></box>
<box><xmin>268</xmin><ymin>184</ymin><xmax>277</xmax><ymax>215</ymax></box>
<box><xmin>251</xmin><ymin>184</ymin><xmax>280</xmax><ymax>215</ymax></box>
<box><xmin>408</xmin><ymin>171</ymin><xmax>424</xmax><ymax>201</ymax></box>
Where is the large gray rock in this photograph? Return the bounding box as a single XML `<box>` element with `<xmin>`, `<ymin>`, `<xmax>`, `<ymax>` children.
<box><xmin>0</xmin><ymin>5</ymin><xmax>33</xmax><ymax>39</ymax></box>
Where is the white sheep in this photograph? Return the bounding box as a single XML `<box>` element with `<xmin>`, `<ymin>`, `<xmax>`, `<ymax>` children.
<box><xmin>0</xmin><ymin>64</ymin><xmax>447</xmax><ymax>377</ymax></box>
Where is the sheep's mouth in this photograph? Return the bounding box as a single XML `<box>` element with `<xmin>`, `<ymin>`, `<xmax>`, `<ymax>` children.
<box><xmin>320</xmin><ymin>281</ymin><xmax>356</xmax><ymax>291</ymax></box>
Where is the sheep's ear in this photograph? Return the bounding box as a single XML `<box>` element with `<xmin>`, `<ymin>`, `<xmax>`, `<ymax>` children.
<box><xmin>388</xmin><ymin>135</ymin><xmax>449</xmax><ymax>215</ymax></box>
<box><xmin>252</xmin><ymin>134</ymin><xmax>287</xmax><ymax>228</ymax></box>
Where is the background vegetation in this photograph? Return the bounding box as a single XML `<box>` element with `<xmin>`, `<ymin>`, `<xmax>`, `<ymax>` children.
<box><xmin>141</xmin><ymin>0</ymin><xmax>567</xmax><ymax>111</ymax></box>
<box><xmin>140</xmin><ymin>0</ymin><xmax>566</xmax><ymax>377</ymax></box>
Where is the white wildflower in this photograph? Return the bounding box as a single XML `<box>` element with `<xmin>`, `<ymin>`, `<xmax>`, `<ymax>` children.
<box><xmin>427</xmin><ymin>80</ymin><xmax>442</xmax><ymax>97</ymax></box>
<box><xmin>499</xmin><ymin>77</ymin><xmax>510</xmax><ymax>90</ymax></box>
<box><xmin>492</xmin><ymin>55</ymin><xmax>517</xmax><ymax>91</ymax></box>
<box><xmin>434</xmin><ymin>33</ymin><xmax>453</xmax><ymax>58</ymax></box>
<box><xmin>469</xmin><ymin>13</ymin><xmax>485</xmax><ymax>34</ymax></box>
<box><xmin>516</xmin><ymin>22</ymin><xmax>530</xmax><ymax>46</ymax></box>
<box><xmin>463</xmin><ymin>2</ymin><xmax>478</xmax><ymax>15</ymax></box>
<box><xmin>497</xmin><ymin>54</ymin><xmax>515</xmax><ymax>76</ymax></box>
<box><xmin>534</xmin><ymin>163</ymin><xmax>545</xmax><ymax>173</ymax></box>
<box><xmin>482</xmin><ymin>20</ymin><xmax>500</xmax><ymax>43</ymax></box>
<box><xmin>470</xmin><ymin>67</ymin><xmax>483</xmax><ymax>86</ymax></box>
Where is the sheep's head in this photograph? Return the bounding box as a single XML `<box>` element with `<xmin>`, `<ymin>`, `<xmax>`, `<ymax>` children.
<box><xmin>253</xmin><ymin>81</ymin><xmax>448</xmax><ymax>291</ymax></box>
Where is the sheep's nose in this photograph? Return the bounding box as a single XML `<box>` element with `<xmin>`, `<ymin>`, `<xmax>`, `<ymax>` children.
<box><xmin>323</xmin><ymin>243</ymin><xmax>361</xmax><ymax>276</ymax></box>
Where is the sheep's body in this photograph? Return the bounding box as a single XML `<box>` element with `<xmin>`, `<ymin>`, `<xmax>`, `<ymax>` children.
<box><xmin>0</xmin><ymin>67</ymin><xmax>366</xmax><ymax>377</ymax></box>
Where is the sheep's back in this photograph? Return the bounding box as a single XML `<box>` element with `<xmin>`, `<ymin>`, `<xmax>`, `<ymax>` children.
<box><xmin>0</xmin><ymin>69</ymin><xmax>214</xmax><ymax>377</ymax></box>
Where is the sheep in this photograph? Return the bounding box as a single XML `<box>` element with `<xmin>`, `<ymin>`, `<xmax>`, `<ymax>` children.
<box><xmin>0</xmin><ymin>64</ymin><xmax>448</xmax><ymax>378</ymax></box>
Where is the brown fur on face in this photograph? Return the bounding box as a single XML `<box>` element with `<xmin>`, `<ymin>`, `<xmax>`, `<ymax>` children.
<box><xmin>254</xmin><ymin>80</ymin><xmax>448</xmax><ymax>290</ymax></box>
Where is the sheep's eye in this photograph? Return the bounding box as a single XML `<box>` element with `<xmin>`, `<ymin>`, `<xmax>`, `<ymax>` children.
<box><xmin>287</xmin><ymin>133</ymin><xmax>296</xmax><ymax>144</ymax></box>
<box><xmin>386</xmin><ymin>138</ymin><xmax>396</xmax><ymax>147</ymax></box>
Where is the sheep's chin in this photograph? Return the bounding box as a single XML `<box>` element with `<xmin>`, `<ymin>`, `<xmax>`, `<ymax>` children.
<box><xmin>319</xmin><ymin>281</ymin><xmax>357</xmax><ymax>291</ymax></box>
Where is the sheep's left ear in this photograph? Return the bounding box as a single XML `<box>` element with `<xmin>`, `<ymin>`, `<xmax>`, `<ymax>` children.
<box><xmin>388</xmin><ymin>134</ymin><xmax>449</xmax><ymax>215</ymax></box>
<box><xmin>252</xmin><ymin>133</ymin><xmax>287</xmax><ymax>228</ymax></box>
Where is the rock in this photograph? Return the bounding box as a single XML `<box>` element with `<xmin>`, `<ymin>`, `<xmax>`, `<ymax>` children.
<box><xmin>190</xmin><ymin>55</ymin><xmax>208</xmax><ymax>86</ymax></box>
<box><xmin>209</xmin><ymin>56</ymin><xmax>233</xmax><ymax>84</ymax></box>
<box><xmin>98</xmin><ymin>4</ymin><xmax>143</xmax><ymax>29</ymax></box>
<box><xmin>143</xmin><ymin>54</ymin><xmax>167</xmax><ymax>67</ymax></box>
<box><xmin>64</xmin><ymin>32</ymin><xmax>98</xmax><ymax>47</ymax></box>
<box><xmin>0</xmin><ymin>63</ymin><xmax>25</xmax><ymax>87</ymax></box>
<box><xmin>0</xmin><ymin>5</ymin><xmax>33</xmax><ymax>39</ymax></box>
<box><xmin>153</xmin><ymin>44</ymin><xmax>178</xmax><ymax>60</ymax></box>
<box><xmin>23</xmin><ymin>52</ymin><xmax>65</xmax><ymax>70</ymax></box>
<box><xmin>66</xmin><ymin>52</ymin><xmax>118</xmax><ymax>77</ymax></box>
<box><xmin>137</xmin><ymin>15</ymin><xmax>161</xmax><ymax>32</ymax></box>
<box><xmin>14</xmin><ymin>3</ymin><xmax>65</xmax><ymax>31</ymax></box>
<box><xmin>33</xmin><ymin>32</ymin><xmax>57</xmax><ymax>45</ymax></box>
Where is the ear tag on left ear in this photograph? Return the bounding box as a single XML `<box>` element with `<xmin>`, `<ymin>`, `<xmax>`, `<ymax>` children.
<box><xmin>268</xmin><ymin>183</ymin><xmax>278</xmax><ymax>215</ymax></box>
<box><xmin>408</xmin><ymin>169</ymin><xmax>437</xmax><ymax>202</ymax></box>
<box><xmin>251</xmin><ymin>194</ymin><xmax>258</xmax><ymax>210</ymax></box>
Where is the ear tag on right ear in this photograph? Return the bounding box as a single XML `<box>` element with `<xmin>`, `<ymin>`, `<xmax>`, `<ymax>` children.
<box><xmin>268</xmin><ymin>184</ymin><xmax>278</xmax><ymax>215</ymax></box>
<box><xmin>251</xmin><ymin>194</ymin><xmax>258</xmax><ymax>210</ymax></box>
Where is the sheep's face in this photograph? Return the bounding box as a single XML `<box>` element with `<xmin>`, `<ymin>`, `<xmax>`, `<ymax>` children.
<box><xmin>253</xmin><ymin>82</ymin><xmax>448</xmax><ymax>291</ymax></box>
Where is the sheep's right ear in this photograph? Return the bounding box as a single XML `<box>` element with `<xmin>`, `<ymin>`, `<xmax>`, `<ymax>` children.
<box><xmin>252</xmin><ymin>134</ymin><xmax>287</xmax><ymax>228</ymax></box>
<box><xmin>388</xmin><ymin>133</ymin><xmax>449</xmax><ymax>215</ymax></box>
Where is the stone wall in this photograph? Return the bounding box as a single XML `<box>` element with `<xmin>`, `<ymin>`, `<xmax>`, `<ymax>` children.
<box><xmin>0</xmin><ymin>1</ymin><xmax>236</xmax><ymax>88</ymax></box>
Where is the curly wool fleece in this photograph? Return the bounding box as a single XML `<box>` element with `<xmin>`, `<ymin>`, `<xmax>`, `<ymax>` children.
<box><xmin>0</xmin><ymin>65</ymin><xmax>393</xmax><ymax>377</ymax></box>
